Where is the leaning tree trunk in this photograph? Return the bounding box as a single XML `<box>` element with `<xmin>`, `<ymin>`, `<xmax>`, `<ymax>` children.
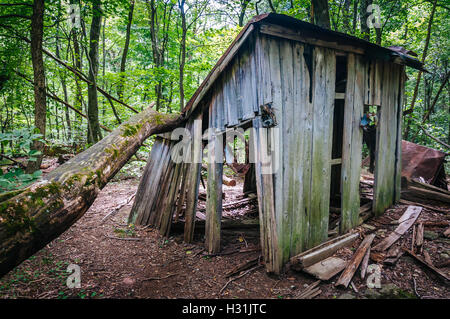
<box><xmin>0</xmin><ymin>105</ymin><xmax>183</xmax><ymax>277</ymax></box>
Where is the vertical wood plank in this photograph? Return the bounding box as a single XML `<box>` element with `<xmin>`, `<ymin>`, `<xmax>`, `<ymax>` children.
<box><xmin>129</xmin><ymin>138</ymin><xmax>163</xmax><ymax>224</ymax></box>
<box><xmin>373</xmin><ymin>61</ymin><xmax>398</xmax><ymax>216</ymax></box>
<box><xmin>205</xmin><ymin>129</ymin><xmax>223</xmax><ymax>253</ymax></box>
<box><xmin>340</xmin><ymin>54</ymin><xmax>364</xmax><ymax>233</ymax></box>
<box><xmin>394</xmin><ymin>66</ymin><xmax>405</xmax><ymax>202</ymax></box>
<box><xmin>308</xmin><ymin>46</ymin><xmax>336</xmax><ymax>248</ymax></box>
<box><xmin>184</xmin><ymin>112</ymin><xmax>203</xmax><ymax>242</ymax></box>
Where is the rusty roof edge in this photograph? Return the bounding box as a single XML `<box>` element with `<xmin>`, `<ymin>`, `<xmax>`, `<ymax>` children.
<box><xmin>181</xmin><ymin>13</ymin><xmax>424</xmax><ymax>118</ymax></box>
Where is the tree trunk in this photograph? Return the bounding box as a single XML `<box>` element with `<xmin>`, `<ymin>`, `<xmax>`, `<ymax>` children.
<box><xmin>238</xmin><ymin>0</ymin><xmax>250</xmax><ymax>27</ymax></box>
<box><xmin>0</xmin><ymin>106</ymin><xmax>183</xmax><ymax>278</ymax></box>
<box><xmin>403</xmin><ymin>0</ymin><xmax>437</xmax><ymax>139</ymax></box>
<box><xmin>26</xmin><ymin>0</ymin><xmax>46</xmax><ymax>173</ymax></box>
<box><xmin>55</xmin><ymin>8</ymin><xmax>72</xmax><ymax>141</ymax></box>
<box><xmin>360</xmin><ymin>0</ymin><xmax>372</xmax><ymax>41</ymax></box>
<box><xmin>311</xmin><ymin>0</ymin><xmax>331</xmax><ymax>29</ymax></box>
<box><xmin>178</xmin><ymin>0</ymin><xmax>186</xmax><ymax>111</ymax></box>
<box><xmin>117</xmin><ymin>0</ymin><xmax>135</xmax><ymax>101</ymax></box>
<box><xmin>87</xmin><ymin>0</ymin><xmax>103</xmax><ymax>144</ymax></box>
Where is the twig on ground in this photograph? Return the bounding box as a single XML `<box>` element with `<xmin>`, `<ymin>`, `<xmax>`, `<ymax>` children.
<box><xmin>142</xmin><ymin>273</ymin><xmax>177</xmax><ymax>281</ymax></box>
<box><xmin>219</xmin><ymin>264</ymin><xmax>263</xmax><ymax>295</ymax></box>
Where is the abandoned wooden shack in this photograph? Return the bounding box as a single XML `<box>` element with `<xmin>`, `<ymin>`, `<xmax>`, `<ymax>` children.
<box><xmin>128</xmin><ymin>13</ymin><xmax>424</xmax><ymax>274</ymax></box>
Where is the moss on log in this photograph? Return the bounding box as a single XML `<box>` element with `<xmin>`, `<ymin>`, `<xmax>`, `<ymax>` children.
<box><xmin>0</xmin><ymin>106</ymin><xmax>183</xmax><ymax>277</ymax></box>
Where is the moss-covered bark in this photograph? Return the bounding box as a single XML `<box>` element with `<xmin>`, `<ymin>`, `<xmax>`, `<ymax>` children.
<box><xmin>0</xmin><ymin>106</ymin><xmax>183</xmax><ymax>277</ymax></box>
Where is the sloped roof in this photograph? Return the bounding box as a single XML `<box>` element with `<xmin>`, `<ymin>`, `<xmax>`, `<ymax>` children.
<box><xmin>182</xmin><ymin>13</ymin><xmax>423</xmax><ymax>117</ymax></box>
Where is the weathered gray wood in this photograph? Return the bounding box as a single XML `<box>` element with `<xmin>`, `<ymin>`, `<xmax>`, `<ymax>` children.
<box><xmin>340</xmin><ymin>54</ymin><xmax>364</xmax><ymax>233</ymax></box>
<box><xmin>259</xmin><ymin>23</ymin><xmax>365</xmax><ymax>55</ymax></box>
<box><xmin>158</xmin><ymin>161</ymin><xmax>183</xmax><ymax>236</ymax></box>
<box><xmin>302</xmin><ymin>257</ymin><xmax>347</xmax><ymax>281</ymax></box>
<box><xmin>129</xmin><ymin>137</ymin><xmax>164</xmax><ymax>224</ymax></box>
<box><xmin>309</xmin><ymin>46</ymin><xmax>336</xmax><ymax>248</ymax></box>
<box><xmin>335</xmin><ymin>233</ymin><xmax>376</xmax><ymax>288</ymax></box>
<box><xmin>253</xmin><ymin>117</ymin><xmax>280</xmax><ymax>274</ymax></box>
<box><xmin>360</xmin><ymin>246</ymin><xmax>371</xmax><ymax>279</ymax></box>
<box><xmin>394</xmin><ymin>67</ymin><xmax>405</xmax><ymax>202</ymax></box>
<box><xmin>184</xmin><ymin>112</ymin><xmax>203</xmax><ymax>243</ymax></box>
<box><xmin>279</xmin><ymin>38</ymin><xmax>294</xmax><ymax>264</ymax></box>
<box><xmin>373</xmin><ymin>206</ymin><xmax>422</xmax><ymax>251</ymax></box>
<box><xmin>373</xmin><ymin>61</ymin><xmax>397</xmax><ymax>216</ymax></box>
<box><xmin>133</xmin><ymin>137</ymin><xmax>171</xmax><ymax>225</ymax></box>
<box><xmin>205</xmin><ymin>128</ymin><xmax>223</xmax><ymax>254</ymax></box>
<box><xmin>290</xmin><ymin>232</ymin><xmax>359</xmax><ymax>269</ymax></box>
<box><xmin>290</xmin><ymin>41</ymin><xmax>309</xmax><ymax>256</ymax></box>
<box><xmin>224</xmin><ymin>62</ymin><xmax>239</xmax><ymax>127</ymax></box>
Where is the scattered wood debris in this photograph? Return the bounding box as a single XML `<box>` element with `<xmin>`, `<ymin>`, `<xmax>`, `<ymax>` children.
<box><xmin>290</xmin><ymin>232</ymin><xmax>359</xmax><ymax>270</ymax></box>
<box><xmin>335</xmin><ymin>234</ymin><xmax>376</xmax><ymax>288</ymax></box>
<box><xmin>296</xmin><ymin>280</ymin><xmax>322</xmax><ymax>299</ymax></box>
<box><xmin>402</xmin><ymin>249</ymin><xmax>450</xmax><ymax>285</ymax></box>
<box><xmin>372</xmin><ymin>206</ymin><xmax>422</xmax><ymax>251</ymax></box>
<box><xmin>302</xmin><ymin>257</ymin><xmax>347</xmax><ymax>281</ymax></box>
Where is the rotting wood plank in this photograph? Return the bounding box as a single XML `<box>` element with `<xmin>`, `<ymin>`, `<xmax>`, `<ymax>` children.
<box><xmin>308</xmin><ymin>46</ymin><xmax>336</xmax><ymax>248</ymax></box>
<box><xmin>335</xmin><ymin>233</ymin><xmax>376</xmax><ymax>288</ymax></box>
<box><xmin>184</xmin><ymin>112</ymin><xmax>203</xmax><ymax>243</ymax></box>
<box><xmin>253</xmin><ymin>117</ymin><xmax>280</xmax><ymax>274</ymax></box>
<box><xmin>279</xmin><ymin>38</ymin><xmax>295</xmax><ymax>264</ymax></box>
<box><xmin>290</xmin><ymin>41</ymin><xmax>307</xmax><ymax>256</ymax></box>
<box><xmin>129</xmin><ymin>137</ymin><xmax>164</xmax><ymax>224</ymax></box>
<box><xmin>372</xmin><ymin>206</ymin><xmax>423</xmax><ymax>251</ymax></box>
<box><xmin>394</xmin><ymin>66</ymin><xmax>405</xmax><ymax>202</ymax></box>
<box><xmin>290</xmin><ymin>232</ymin><xmax>359</xmax><ymax>270</ymax></box>
<box><xmin>340</xmin><ymin>54</ymin><xmax>364</xmax><ymax>233</ymax></box>
<box><xmin>205</xmin><ymin>129</ymin><xmax>224</xmax><ymax>254</ymax></box>
<box><xmin>373</xmin><ymin>61</ymin><xmax>396</xmax><ymax>216</ymax></box>
<box><xmin>259</xmin><ymin>23</ymin><xmax>365</xmax><ymax>55</ymax></box>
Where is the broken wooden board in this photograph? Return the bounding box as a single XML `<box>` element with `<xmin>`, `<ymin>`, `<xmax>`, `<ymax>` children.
<box><xmin>403</xmin><ymin>248</ymin><xmax>450</xmax><ymax>284</ymax></box>
<box><xmin>335</xmin><ymin>233</ymin><xmax>376</xmax><ymax>288</ymax></box>
<box><xmin>373</xmin><ymin>206</ymin><xmax>423</xmax><ymax>251</ymax></box>
<box><xmin>302</xmin><ymin>257</ymin><xmax>347</xmax><ymax>281</ymax></box>
<box><xmin>290</xmin><ymin>232</ymin><xmax>359</xmax><ymax>270</ymax></box>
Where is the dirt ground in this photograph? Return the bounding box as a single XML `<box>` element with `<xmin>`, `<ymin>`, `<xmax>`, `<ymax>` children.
<box><xmin>0</xmin><ymin>162</ymin><xmax>449</xmax><ymax>299</ymax></box>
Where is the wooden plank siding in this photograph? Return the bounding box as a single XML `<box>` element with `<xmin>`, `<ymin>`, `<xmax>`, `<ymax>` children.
<box><xmin>308</xmin><ymin>46</ymin><xmax>336</xmax><ymax>248</ymax></box>
<box><xmin>340</xmin><ymin>53</ymin><xmax>364</xmax><ymax>233</ymax></box>
<box><xmin>253</xmin><ymin>34</ymin><xmax>337</xmax><ymax>270</ymax></box>
<box><xmin>373</xmin><ymin>62</ymin><xmax>402</xmax><ymax>215</ymax></box>
<box><xmin>183</xmin><ymin>112</ymin><xmax>203</xmax><ymax>243</ymax></box>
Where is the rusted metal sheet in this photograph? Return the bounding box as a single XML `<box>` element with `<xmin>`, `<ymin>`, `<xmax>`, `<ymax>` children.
<box><xmin>401</xmin><ymin>140</ymin><xmax>447</xmax><ymax>188</ymax></box>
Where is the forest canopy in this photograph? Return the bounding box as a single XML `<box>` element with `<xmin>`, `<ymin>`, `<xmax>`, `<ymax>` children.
<box><xmin>0</xmin><ymin>0</ymin><xmax>448</xmax><ymax>192</ymax></box>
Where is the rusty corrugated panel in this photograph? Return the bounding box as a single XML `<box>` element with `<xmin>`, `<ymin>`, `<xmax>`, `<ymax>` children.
<box><xmin>401</xmin><ymin>140</ymin><xmax>447</xmax><ymax>186</ymax></box>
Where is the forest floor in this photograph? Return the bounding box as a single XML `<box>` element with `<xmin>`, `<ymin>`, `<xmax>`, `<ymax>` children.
<box><xmin>0</xmin><ymin>159</ymin><xmax>449</xmax><ymax>299</ymax></box>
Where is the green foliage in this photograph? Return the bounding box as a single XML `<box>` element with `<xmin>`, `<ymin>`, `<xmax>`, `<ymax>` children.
<box><xmin>0</xmin><ymin>0</ymin><xmax>448</xmax><ymax>174</ymax></box>
<box><xmin>0</xmin><ymin>127</ymin><xmax>45</xmax><ymax>192</ymax></box>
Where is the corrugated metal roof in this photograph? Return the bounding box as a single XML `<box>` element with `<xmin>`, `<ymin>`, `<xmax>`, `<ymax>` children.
<box><xmin>182</xmin><ymin>13</ymin><xmax>423</xmax><ymax>117</ymax></box>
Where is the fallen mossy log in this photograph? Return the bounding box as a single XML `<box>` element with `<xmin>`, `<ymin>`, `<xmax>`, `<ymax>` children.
<box><xmin>0</xmin><ymin>105</ymin><xmax>183</xmax><ymax>277</ymax></box>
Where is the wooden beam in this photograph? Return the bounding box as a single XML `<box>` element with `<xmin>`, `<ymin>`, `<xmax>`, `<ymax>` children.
<box><xmin>205</xmin><ymin>130</ymin><xmax>223</xmax><ymax>254</ymax></box>
<box><xmin>335</xmin><ymin>233</ymin><xmax>375</xmax><ymax>288</ymax></box>
<box><xmin>259</xmin><ymin>23</ymin><xmax>365</xmax><ymax>55</ymax></box>
<box><xmin>290</xmin><ymin>232</ymin><xmax>359</xmax><ymax>270</ymax></box>
<box><xmin>372</xmin><ymin>206</ymin><xmax>422</xmax><ymax>251</ymax></box>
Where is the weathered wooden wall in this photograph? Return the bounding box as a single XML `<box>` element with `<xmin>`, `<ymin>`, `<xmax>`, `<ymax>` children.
<box><xmin>372</xmin><ymin>62</ymin><xmax>404</xmax><ymax>215</ymax></box>
<box><xmin>128</xmin><ymin>113</ymin><xmax>202</xmax><ymax>238</ymax></box>
<box><xmin>130</xmin><ymin>27</ymin><xmax>406</xmax><ymax>274</ymax></box>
